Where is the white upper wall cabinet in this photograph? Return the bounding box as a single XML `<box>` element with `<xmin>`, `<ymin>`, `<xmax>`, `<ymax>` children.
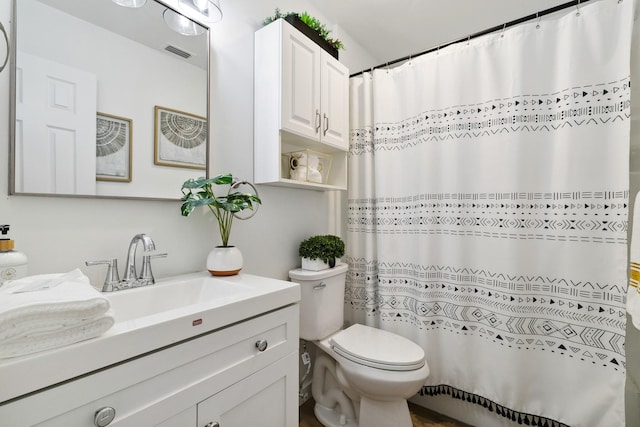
<box><xmin>254</xmin><ymin>19</ymin><xmax>349</xmax><ymax>191</ymax></box>
<box><xmin>281</xmin><ymin>26</ymin><xmax>349</xmax><ymax>149</ymax></box>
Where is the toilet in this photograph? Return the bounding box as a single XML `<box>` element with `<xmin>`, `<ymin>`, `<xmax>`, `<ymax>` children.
<box><xmin>290</xmin><ymin>263</ymin><xmax>429</xmax><ymax>427</ymax></box>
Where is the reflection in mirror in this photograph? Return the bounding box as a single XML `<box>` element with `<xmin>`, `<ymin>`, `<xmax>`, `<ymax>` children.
<box><xmin>10</xmin><ymin>0</ymin><xmax>209</xmax><ymax>199</ymax></box>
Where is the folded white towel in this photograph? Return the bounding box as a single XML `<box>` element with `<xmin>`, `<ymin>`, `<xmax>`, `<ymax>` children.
<box><xmin>0</xmin><ymin>269</ymin><xmax>112</xmax><ymax>343</ymax></box>
<box><xmin>628</xmin><ymin>194</ymin><xmax>640</xmax><ymax>329</ymax></box>
<box><xmin>0</xmin><ymin>314</ymin><xmax>114</xmax><ymax>358</ymax></box>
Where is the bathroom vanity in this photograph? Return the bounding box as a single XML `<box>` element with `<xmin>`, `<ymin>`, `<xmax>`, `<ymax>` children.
<box><xmin>0</xmin><ymin>272</ymin><xmax>300</xmax><ymax>426</ymax></box>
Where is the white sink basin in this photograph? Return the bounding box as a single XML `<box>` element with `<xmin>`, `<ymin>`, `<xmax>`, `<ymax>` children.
<box><xmin>0</xmin><ymin>271</ymin><xmax>300</xmax><ymax>404</ymax></box>
<box><xmin>106</xmin><ymin>274</ymin><xmax>254</xmax><ymax>322</ymax></box>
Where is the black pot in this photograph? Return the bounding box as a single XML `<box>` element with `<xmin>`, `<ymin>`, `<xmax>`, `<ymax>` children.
<box><xmin>284</xmin><ymin>15</ymin><xmax>339</xmax><ymax>60</ymax></box>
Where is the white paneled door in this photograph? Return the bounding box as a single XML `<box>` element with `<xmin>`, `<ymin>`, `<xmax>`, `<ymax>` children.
<box><xmin>15</xmin><ymin>52</ymin><xmax>97</xmax><ymax>195</ymax></box>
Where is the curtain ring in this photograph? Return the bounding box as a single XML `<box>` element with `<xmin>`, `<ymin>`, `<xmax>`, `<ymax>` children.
<box><xmin>0</xmin><ymin>21</ymin><xmax>9</xmax><ymax>74</ymax></box>
<box><xmin>466</xmin><ymin>35</ymin><xmax>471</xmax><ymax>45</ymax></box>
<box><xmin>576</xmin><ymin>0</ymin><xmax>581</xmax><ymax>16</ymax></box>
<box><xmin>536</xmin><ymin>12</ymin><xmax>541</xmax><ymax>29</ymax></box>
<box><xmin>229</xmin><ymin>180</ymin><xmax>260</xmax><ymax>220</ymax></box>
<box><xmin>500</xmin><ymin>23</ymin><xmax>506</xmax><ymax>38</ymax></box>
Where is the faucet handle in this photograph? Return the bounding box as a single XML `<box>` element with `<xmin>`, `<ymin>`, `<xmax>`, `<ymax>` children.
<box><xmin>139</xmin><ymin>253</ymin><xmax>168</xmax><ymax>285</ymax></box>
<box><xmin>85</xmin><ymin>258</ymin><xmax>120</xmax><ymax>292</ymax></box>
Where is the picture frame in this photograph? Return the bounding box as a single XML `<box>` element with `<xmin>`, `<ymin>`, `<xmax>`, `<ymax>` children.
<box><xmin>96</xmin><ymin>112</ymin><xmax>132</xmax><ymax>182</ymax></box>
<box><xmin>154</xmin><ymin>105</ymin><xmax>207</xmax><ymax>170</ymax></box>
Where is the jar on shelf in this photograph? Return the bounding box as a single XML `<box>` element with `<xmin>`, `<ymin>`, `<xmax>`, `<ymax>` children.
<box><xmin>282</xmin><ymin>149</ymin><xmax>332</xmax><ymax>184</ymax></box>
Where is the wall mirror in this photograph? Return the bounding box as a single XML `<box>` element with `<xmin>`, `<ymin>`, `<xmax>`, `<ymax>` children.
<box><xmin>9</xmin><ymin>0</ymin><xmax>209</xmax><ymax>200</ymax></box>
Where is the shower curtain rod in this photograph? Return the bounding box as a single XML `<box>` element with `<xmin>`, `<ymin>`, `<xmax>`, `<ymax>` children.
<box><xmin>350</xmin><ymin>0</ymin><xmax>593</xmax><ymax>78</ymax></box>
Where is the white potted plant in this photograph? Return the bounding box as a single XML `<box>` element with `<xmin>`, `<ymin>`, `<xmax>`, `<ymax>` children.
<box><xmin>298</xmin><ymin>235</ymin><xmax>345</xmax><ymax>271</ymax></box>
<box><xmin>180</xmin><ymin>174</ymin><xmax>261</xmax><ymax>276</ymax></box>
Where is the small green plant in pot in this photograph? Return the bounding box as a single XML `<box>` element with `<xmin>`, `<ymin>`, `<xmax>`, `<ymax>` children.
<box><xmin>262</xmin><ymin>8</ymin><xmax>345</xmax><ymax>53</ymax></box>
<box><xmin>298</xmin><ymin>235</ymin><xmax>345</xmax><ymax>271</ymax></box>
<box><xmin>180</xmin><ymin>173</ymin><xmax>261</xmax><ymax>276</ymax></box>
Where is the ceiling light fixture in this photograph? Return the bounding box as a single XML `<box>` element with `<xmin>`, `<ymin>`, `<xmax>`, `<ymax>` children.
<box><xmin>178</xmin><ymin>0</ymin><xmax>222</xmax><ymax>23</ymax></box>
<box><xmin>112</xmin><ymin>0</ymin><xmax>147</xmax><ymax>8</ymax></box>
<box><xmin>163</xmin><ymin>8</ymin><xmax>206</xmax><ymax>36</ymax></box>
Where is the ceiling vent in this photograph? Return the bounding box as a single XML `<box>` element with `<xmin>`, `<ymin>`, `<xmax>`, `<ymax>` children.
<box><xmin>165</xmin><ymin>44</ymin><xmax>192</xmax><ymax>59</ymax></box>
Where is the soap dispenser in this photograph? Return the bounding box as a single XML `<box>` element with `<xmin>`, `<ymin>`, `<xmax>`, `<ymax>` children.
<box><xmin>0</xmin><ymin>225</ymin><xmax>28</xmax><ymax>285</ymax></box>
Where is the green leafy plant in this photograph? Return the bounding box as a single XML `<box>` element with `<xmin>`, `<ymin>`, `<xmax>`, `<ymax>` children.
<box><xmin>262</xmin><ymin>7</ymin><xmax>292</xmax><ymax>25</ymax></box>
<box><xmin>263</xmin><ymin>8</ymin><xmax>344</xmax><ymax>51</ymax></box>
<box><xmin>180</xmin><ymin>174</ymin><xmax>261</xmax><ymax>247</ymax></box>
<box><xmin>298</xmin><ymin>235</ymin><xmax>345</xmax><ymax>264</ymax></box>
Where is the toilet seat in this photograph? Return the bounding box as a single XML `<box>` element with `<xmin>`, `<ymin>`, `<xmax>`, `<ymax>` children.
<box><xmin>329</xmin><ymin>324</ymin><xmax>425</xmax><ymax>371</ymax></box>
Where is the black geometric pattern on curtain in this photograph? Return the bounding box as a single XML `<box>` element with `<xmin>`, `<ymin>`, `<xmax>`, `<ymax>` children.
<box><xmin>350</xmin><ymin>78</ymin><xmax>630</xmax><ymax>156</ymax></box>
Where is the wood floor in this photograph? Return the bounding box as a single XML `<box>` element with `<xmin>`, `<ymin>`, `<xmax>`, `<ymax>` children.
<box><xmin>299</xmin><ymin>398</ymin><xmax>472</xmax><ymax>427</ymax></box>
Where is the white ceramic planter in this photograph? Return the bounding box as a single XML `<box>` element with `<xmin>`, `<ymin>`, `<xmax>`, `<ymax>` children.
<box><xmin>207</xmin><ymin>246</ymin><xmax>243</xmax><ymax>276</ymax></box>
<box><xmin>301</xmin><ymin>257</ymin><xmax>336</xmax><ymax>271</ymax></box>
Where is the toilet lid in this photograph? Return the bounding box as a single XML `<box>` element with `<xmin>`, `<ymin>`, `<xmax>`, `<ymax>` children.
<box><xmin>329</xmin><ymin>324</ymin><xmax>425</xmax><ymax>371</ymax></box>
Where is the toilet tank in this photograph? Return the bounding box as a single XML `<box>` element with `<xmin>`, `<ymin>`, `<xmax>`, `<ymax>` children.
<box><xmin>289</xmin><ymin>263</ymin><xmax>348</xmax><ymax>341</ymax></box>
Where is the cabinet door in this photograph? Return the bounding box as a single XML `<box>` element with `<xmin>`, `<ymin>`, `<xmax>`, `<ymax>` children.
<box><xmin>197</xmin><ymin>352</ymin><xmax>298</xmax><ymax>427</ymax></box>
<box><xmin>281</xmin><ymin>23</ymin><xmax>321</xmax><ymax>140</ymax></box>
<box><xmin>320</xmin><ymin>51</ymin><xmax>349</xmax><ymax>150</ymax></box>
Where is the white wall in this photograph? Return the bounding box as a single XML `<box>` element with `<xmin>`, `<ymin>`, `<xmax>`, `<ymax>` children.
<box><xmin>200</xmin><ymin>0</ymin><xmax>376</xmax><ymax>277</ymax></box>
<box><xmin>0</xmin><ymin>0</ymin><xmax>377</xmax><ymax>288</ymax></box>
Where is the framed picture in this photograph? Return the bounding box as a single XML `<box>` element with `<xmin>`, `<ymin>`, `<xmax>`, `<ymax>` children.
<box><xmin>96</xmin><ymin>113</ymin><xmax>132</xmax><ymax>182</ymax></box>
<box><xmin>154</xmin><ymin>105</ymin><xmax>207</xmax><ymax>170</ymax></box>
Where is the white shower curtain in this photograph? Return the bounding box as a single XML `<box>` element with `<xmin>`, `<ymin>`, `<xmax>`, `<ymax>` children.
<box><xmin>347</xmin><ymin>1</ymin><xmax>633</xmax><ymax>426</ymax></box>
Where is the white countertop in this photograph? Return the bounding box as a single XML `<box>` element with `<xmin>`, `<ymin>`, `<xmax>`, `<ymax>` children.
<box><xmin>0</xmin><ymin>271</ymin><xmax>300</xmax><ymax>404</ymax></box>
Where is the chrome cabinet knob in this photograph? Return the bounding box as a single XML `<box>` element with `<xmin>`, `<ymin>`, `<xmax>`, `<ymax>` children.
<box><xmin>94</xmin><ymin>407</ymin><xmax>116</xmax><ymax>427</ymax></box>
<box><xmin>204</xmin><ymin>422</ymin><xmax>220</xmax><ymax>427</ymax></box>
<box><xmin>255</xmin><ymin>339</ymin><xmax>268</xmax><ymax>352</ymax></box>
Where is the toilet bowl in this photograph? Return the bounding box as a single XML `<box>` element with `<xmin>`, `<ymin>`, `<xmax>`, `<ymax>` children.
<box><xmin>290</xmin><ymin>263</ymin><xmax>430</xmax><ymax>427</ymax></box>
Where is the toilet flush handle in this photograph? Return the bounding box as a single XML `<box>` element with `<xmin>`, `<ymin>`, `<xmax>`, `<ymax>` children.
<box><xmin>313</xmin><ymin>282</ymin><xmax>327</xmax><ymax>290</ymax></box>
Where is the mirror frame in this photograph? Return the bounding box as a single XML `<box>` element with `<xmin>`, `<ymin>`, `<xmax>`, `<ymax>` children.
<box><xmin>8</xmin><ymin>0</ymin><xmax>210</xmax><ymax>201</ymax></box>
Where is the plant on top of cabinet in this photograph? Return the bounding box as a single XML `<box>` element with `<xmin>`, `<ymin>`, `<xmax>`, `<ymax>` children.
<box><xmin>180</xmin><ymin>174</ymin><xmax>261</xmax><ymax>276</ymax></box>
<box><xmin>263</xmin><ymin>8</ymin><xmax>344</xmax><ymax>58</ymax></box>
<box><xmin>298</xmin><ymin>234</ymin><xmax>345</xmax><ymax>270</ymax></box>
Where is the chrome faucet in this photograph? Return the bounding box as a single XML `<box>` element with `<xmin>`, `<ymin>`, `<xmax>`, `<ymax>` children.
<box><xmin>123</xmin><ymin>233</ymin><xmax>156</xmax><ymax>284</ymax></box>
<box><xmin>85</xmin><ymin>258</ymin><xmax>121</xmax><ymax>292</ymax></box>
<box><xmin>85</xmin><ymin>233</ymin><xmax>167</xmax><ymax>292</ymax></box>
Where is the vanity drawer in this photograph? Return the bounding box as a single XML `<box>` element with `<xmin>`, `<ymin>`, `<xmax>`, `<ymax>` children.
<box><xmin>0</xmin><ymin>304</ymin><xmax>299</xmax><ymax>426</ymax></box>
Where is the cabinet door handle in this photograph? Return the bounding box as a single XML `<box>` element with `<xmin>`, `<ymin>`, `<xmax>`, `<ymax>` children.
<box><xmin>323</xmin><ymin>113</ymin><xmax>329</xmax><ymax>136</ymax></box>
<box><xmin>315</xmin><ymin>109</ymin><xmax>321</xmax><ymax>133</ymax></box>
<box><xmin>255</xmin><ymin>339</ymin><xmax>268</xmax><ymax>352</ymax></box>
<box><xmin>205</xmin><ymin>423</ymin><xmax>220</xmax><ymax>427</ymax></box>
